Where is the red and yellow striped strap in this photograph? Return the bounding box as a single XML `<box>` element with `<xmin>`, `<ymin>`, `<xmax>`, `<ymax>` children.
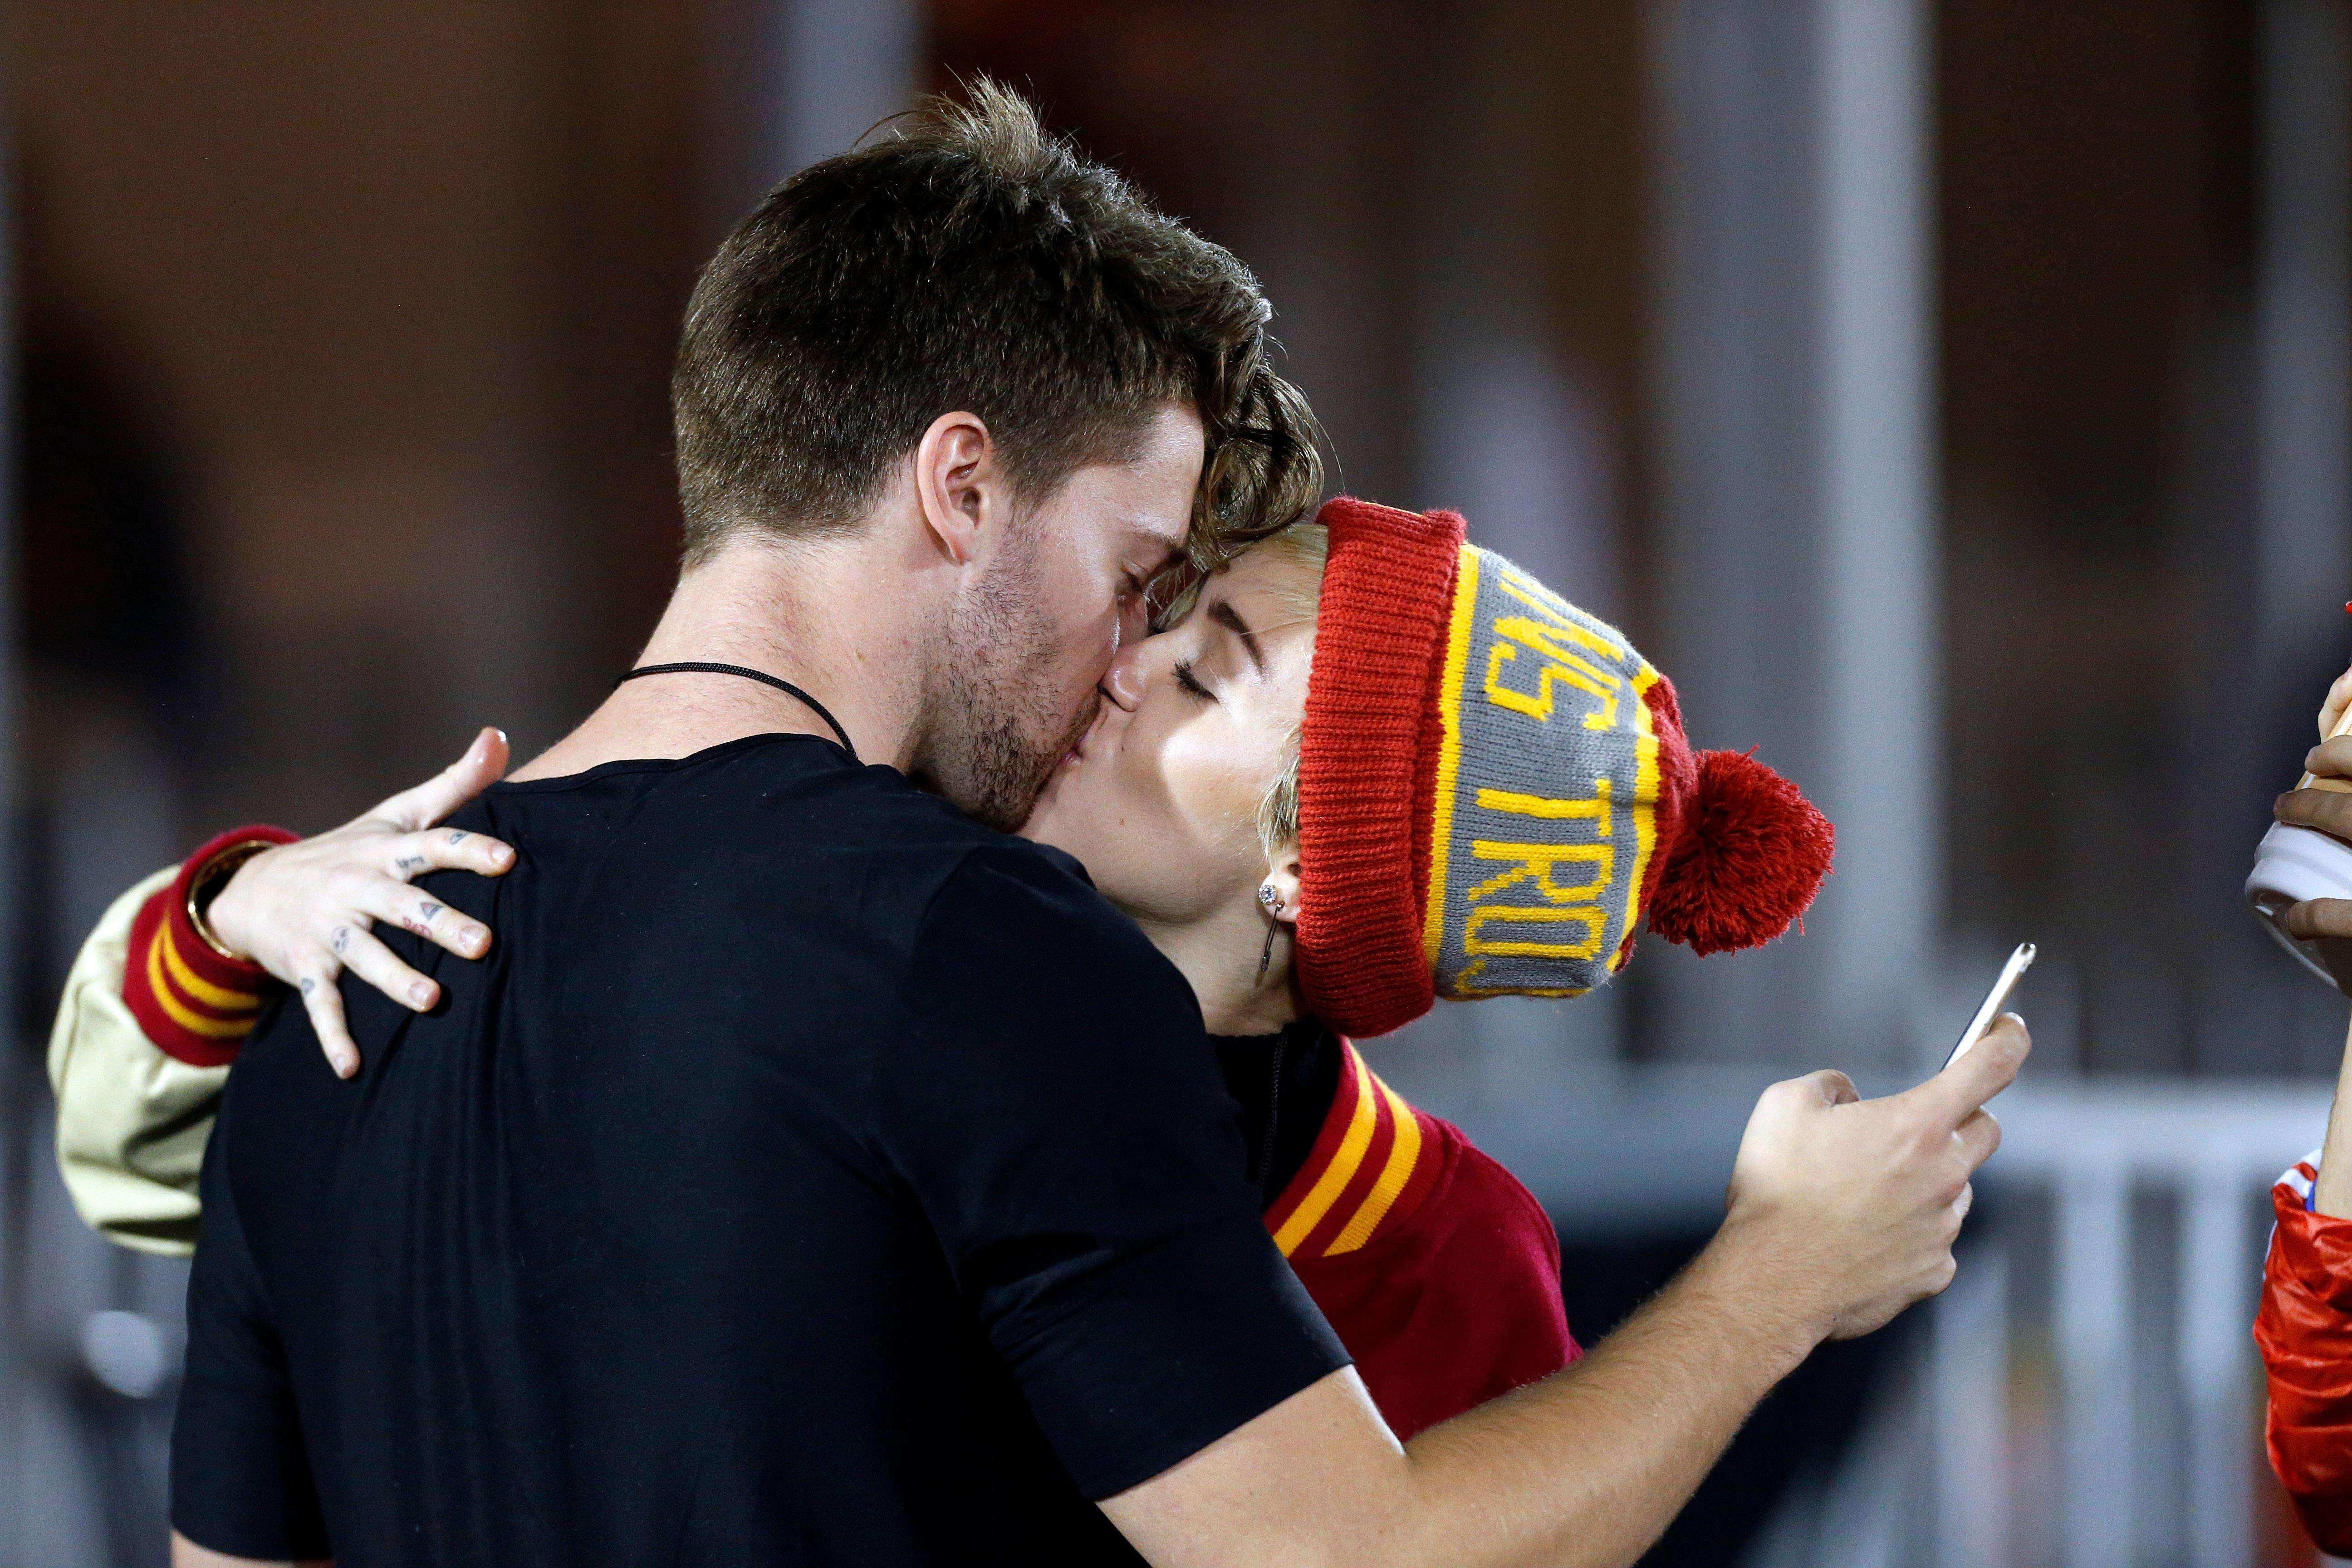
<box><xmin>120</xmin><ymin>825</ymin><xmax>296</xmax><ymax>1068</ymax></box>
<box><xmin>1264</xmin><ymin>1040</ymin><xmax>1436</xmax><ymax>1260</ymax></box>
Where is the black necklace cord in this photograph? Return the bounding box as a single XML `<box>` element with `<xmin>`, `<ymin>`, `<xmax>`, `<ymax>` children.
<box><xmin>614</xmin><ymin>662</ymin><xmax>859</xmax><ymax>764</ymax></box>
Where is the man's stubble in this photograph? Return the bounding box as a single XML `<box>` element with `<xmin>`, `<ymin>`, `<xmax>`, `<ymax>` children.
<box><xmin>913</xmin><ymin>525</ymin><xmax>1101</xmax><ymax>833</ymax></box>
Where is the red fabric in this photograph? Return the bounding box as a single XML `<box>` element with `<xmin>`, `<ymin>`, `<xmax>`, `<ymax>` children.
<box><xmin>121</xmin><ymin>825</ymin><xmax>296</xmax><ymax>1068</ymax></box>
<box><xmin>1294</xmin><ymin>497</ymin><xmax>1465</xmax><ymax>1038</ymax></box>
<box><xmin>1268</xmin><ymin>1041</ymin><xmax>1579</xmax><ymax>1440</ymax></box>
<box><xmin>1616</xmin><ymin>677</ymin><xmax>1699</xmax><ymax>969</ymax></box>
<box><xmin>2258</xmin><ymin>1171</ymin><xmax>2352</xmax><ymax>1554</ymax></box>
<box><xmin>1646</xmin><ymin>748</ymin><xmax>1834</xmax><ymax>956</ymax></box>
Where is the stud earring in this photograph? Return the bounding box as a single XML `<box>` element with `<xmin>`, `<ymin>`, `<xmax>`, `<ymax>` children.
<box><xmin>1258</xmin><ymin>884</ymin><xmax>1282</xmax><ymax>911</ymax></box>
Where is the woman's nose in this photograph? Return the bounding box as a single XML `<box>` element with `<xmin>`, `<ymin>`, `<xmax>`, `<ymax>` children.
<box><xmin>1102</xmin><ymin>639</ymin><xmax>1149</xmax><ymax>711</ymax></box>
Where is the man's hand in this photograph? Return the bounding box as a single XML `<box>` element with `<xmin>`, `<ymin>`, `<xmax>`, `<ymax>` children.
<box><xmin>1717</xmin><ymin>1015</ymin><xmax>2028</xmax><ymax>1342</ymax></box>
<box><xmin>207</xmin><ymin>728</ymin><xmax>516</xmax><ymax>1078</ymax></box>
<box><xmin>2274</xmin><ymin>733</ymin><xmax>2352</xmax><ymax>944</ymax></box>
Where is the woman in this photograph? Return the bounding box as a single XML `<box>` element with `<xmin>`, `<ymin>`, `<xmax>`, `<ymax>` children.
<box><xmin>52</xmin><ymin>496</ymin><xmax>1833</xmax><ymax>1441</ymax></box>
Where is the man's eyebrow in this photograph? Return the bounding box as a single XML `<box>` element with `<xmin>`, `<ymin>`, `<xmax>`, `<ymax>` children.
<box><xmin>1209</xmin><ymin>600</ymin><xmax>1267</xmax><ymax>677</ymax></box>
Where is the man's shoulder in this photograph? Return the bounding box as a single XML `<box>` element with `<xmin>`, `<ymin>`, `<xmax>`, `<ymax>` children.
<box><xmin>910</xmin><ymin>836</ymin><xmax>1186</xmax><ymax>1010</ymax></box>
<box><xmin>477</xmin><ymin>735</ymin><xmax>1065</xmax><ymax>899</ymax></box>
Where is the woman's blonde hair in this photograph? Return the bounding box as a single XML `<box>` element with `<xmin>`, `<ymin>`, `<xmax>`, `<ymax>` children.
<box><xmin>1235</xmin><ymin>524</ymin><xmax>1327</xmax><ymax>862</ymax></box>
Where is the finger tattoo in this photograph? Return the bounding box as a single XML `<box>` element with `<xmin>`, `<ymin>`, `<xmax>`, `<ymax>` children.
<box><xmin>447</xmin><ymin>830</ymin><xmax>470</xmax><ymax>846</ymax></box>
<box><xmin>419</xmin><ymin>902</ymin><xmax>443</xmax><ymax>923</ymax></box>
<box><xmin>396</xmin><ymin>855</ymin><xmax>428</xmax><ymax>873</ymax></box>
<box><xmin>332</xmin><ymin>926</ymin><xmax>350</xmax><ymax>954</ymax></box>
<box><xmin>300</xmin><ymin>977</ymin><xmax>317</xmax><ymax>996</ymax></box>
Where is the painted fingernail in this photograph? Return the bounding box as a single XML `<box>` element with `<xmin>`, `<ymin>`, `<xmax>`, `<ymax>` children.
<box><xmin>410</xmin><ymin>980</ymin><xmax>436</xmax><ymax>1009</ymax></box>
<box><xmin>491</xmin><ymin>845</ymin><xmax>514</xmax><ymax>867</ymax></box>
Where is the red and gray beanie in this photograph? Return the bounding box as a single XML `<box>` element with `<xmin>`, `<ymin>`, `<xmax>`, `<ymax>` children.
<box><xmin>1294</xmin><ymin>496</ymin><xmax>1835</xmax><ymax>1038</ymax></box>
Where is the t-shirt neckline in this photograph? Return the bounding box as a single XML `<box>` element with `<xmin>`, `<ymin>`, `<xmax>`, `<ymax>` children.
<box><xmin>490</xmin><ymin>731</ymin><xmax>859</xmax><ymax>794</ymax></box>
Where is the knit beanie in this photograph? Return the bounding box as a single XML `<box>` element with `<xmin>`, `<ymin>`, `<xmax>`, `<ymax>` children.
<box><xmin>1294</xmin><ymin>496</ymin><xmax>1835</xmax><ymax>1037</ymax></box>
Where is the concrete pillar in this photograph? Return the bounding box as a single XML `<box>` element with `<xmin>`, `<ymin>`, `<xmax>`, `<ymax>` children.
<box><xmin>1646</xmin><ymin>0</ymin><xmax>1940</xmax><ymax>1067</ymax></box>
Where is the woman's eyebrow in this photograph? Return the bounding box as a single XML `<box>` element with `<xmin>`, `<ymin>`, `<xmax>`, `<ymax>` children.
<box><xmin>1208</xmin><ymin>600</ymin><xmax>1267</xmax><ymax>676</ymax></box>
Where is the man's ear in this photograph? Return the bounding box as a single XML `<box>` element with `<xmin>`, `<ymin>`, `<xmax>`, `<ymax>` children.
<box><xmin>1262</xmin><ymin>848</ymin><xmax>1303</xmax><ymax>927</ymax></box>
<box><xmin>912</xmin><ymin>411</ymin><xmax>1004</xmax><ymax>566</ymax></box>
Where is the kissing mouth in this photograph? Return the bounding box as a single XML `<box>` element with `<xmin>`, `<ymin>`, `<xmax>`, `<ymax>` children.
<box><xmin>1063</xmin><ymin>687</ymin><xmax>1114</xmax><ymax>766</ymax></box>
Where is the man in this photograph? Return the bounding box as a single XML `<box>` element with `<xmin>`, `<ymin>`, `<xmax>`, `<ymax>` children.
<box><xmin>138</xmin><ymin>84</ymin><xmax>2022</xmax><ymax>1566</ymax></box>
<box><xmin>2254</xmin><ymin>683</ymin><xmax>2352</xmax><ymax>1553</ymax></box>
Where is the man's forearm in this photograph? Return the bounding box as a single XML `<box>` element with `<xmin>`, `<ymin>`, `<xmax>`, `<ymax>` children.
<box><xmin>1388</xmin><ymin>1217</ymin><xmax>1823</xmax><ymax>1568</ymax></box>
<box><xmin>2315</xmin><ymin>1013</ymin><xmax>2352</xmax><ymax>1218</ymax></box>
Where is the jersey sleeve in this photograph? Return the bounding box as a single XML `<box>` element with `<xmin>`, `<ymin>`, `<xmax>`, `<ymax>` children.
<box><xmin>2257</xmin><ymin>1160</ymin><xmax>2352</xmax><ymax>1555</ymax></box>
<box><xmin>1282</xmin><ymin>1086</ymin><xmax>1578</xmax><ymax>1442</ymax></box>
<box><xmin>872</xmin><ymin>846</ymin><xmax>1349</xmax><ymax>1499</ymax></box>
<box><xmin>170</xmin><ymin>1091</ymin><xmax>332</xmax><ymax>1561</ymax></box>
<box><xmin>46</xmin><ymin>867</ymin><xmax>228</xmax><ymax>1255</ymax></box>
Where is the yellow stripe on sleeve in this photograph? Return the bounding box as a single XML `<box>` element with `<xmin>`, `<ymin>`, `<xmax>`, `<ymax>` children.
<box><xmin>1323</xmin><ymin>1067</ymin><xmax>1424</xmax><ymax>1256</ymax></box>
<box><xmin>159</xmin><ymin>923</ymin><xmax>264</xmax><ymax>1013</ymax></box>
<box><xmin>146</xmin><ymin>928</ymin><xmax>259</xmax><ymax>1040</ymax></box>
<box><xmin>1272</xmin><ymin>1057</ymin><xmax>1381</xmax><ymax>1258</ymax></box>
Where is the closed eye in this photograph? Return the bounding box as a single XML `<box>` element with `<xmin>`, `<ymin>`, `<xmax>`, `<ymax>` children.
<box><xmin>1174</xmin><ymin>659</ymin><xmax>1216</xmax><ymax>702</ymax></box>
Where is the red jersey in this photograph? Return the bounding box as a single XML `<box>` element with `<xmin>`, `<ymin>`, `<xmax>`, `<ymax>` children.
<box><xmin>2258</xmin><ymin>1154</ymin><xmax>2352</xmax><ymax>1553</ymax></box>
<box><xmin>1264</xmin><ymin>1038</ymin><xmax>1581</xmax><ymax>1440</ymax></box>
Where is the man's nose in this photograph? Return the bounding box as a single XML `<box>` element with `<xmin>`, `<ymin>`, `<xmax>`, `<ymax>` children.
<box><xmin>1102</xmin><ymin>640</ymin><xmax>1149</xmax><ymax>711</ymax></box>
<box><xmin>1114</xmin><ymin>592</ymin><xmax>1151</xmax><ymax>657</ymax></box>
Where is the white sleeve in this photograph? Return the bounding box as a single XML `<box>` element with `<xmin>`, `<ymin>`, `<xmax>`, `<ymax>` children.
<box><xmin>45</xmin><ymin>867</ymin><xmax>230</xmax><ymax>1256</ymax></box>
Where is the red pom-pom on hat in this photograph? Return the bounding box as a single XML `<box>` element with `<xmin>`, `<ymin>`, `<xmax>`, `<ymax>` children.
<box><xmin>1645</xmin><ymin>750</ymin><xmax>1834</xmax><ymax>956</ymax></box>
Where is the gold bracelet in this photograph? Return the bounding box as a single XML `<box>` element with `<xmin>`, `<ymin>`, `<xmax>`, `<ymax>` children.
<box><xmin>185</xmin><ymin>839</ymin><xmax>285</xmax><ymax>962</ymax></box>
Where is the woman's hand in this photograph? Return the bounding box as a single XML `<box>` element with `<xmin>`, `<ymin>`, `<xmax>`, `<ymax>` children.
<box><xmin>207</xmin><ymin>728</ymin><xmax>517</xmax><ymax>1078</ymax></box>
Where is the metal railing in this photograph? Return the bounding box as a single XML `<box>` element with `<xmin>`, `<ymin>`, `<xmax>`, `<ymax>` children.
<box><xmin>1371</xmin><ymin>1036</ymin><xmax>2337</xmax><ymax>1568</ymax></box>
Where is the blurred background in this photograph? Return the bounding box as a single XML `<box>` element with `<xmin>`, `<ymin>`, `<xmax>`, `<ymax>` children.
<box><xmin>0</xmin><ymin>0</ymin><xmax>2346</xmax><ymax>1562</ymax></box>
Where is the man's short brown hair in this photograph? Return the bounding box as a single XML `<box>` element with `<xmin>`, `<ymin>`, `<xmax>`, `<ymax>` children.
<box><xmin>672</xmin><ymin>80</ymin><xmax>1321</xmax><ymax>568</ymax></box>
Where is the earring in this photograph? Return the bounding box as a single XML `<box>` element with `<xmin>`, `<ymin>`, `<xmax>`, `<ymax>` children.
<box><xmin>1257</xmin><ymin>885</ymin><xmax>1284</xmax><ymax>984</ymax></box>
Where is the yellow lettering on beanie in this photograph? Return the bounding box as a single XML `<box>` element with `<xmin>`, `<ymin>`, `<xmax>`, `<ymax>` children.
<box><xmin>1466</xmin><ymin>840</ymin><xmax>1615</xmax><ymax>903</ymax></box>
<box><xmin>1464</xmin><ymin>905</ymin><xmax>1609</xmax><ymax>961</ymax></box>
<box><xmin>1484</xmin><ymin>618</ymin><xmax>1621</xmax><ymax>730</ymax></box>
<box><xmin>1475</xmin><ymin>779</ymin><xmax>1612</xmax><ymax>833</ymax></box>
<box><xmin>1494</xmin><ymin>572</ymin><xmax>1627</xmax><ymax>657</ymax></box>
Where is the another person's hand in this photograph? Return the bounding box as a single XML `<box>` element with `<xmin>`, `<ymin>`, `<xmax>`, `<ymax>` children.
<box><xmin>207</xmin><ymin>728</ymin><xmax>517</xmax><ymax>1078</ymax></box>
<box><xmin>1718</xmin><ymin>1016</ymin><xmax>2028</xmax><ymax>1342</ymax></box>
<box><xmin>2275</xmin><ymin>724</ymin><xmax>2352</xmax><ymax>943</ymax></box>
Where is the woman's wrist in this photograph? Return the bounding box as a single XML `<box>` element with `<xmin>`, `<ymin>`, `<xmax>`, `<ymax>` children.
<box><xmin>119</xmin><ymin>825</ymin><xmax>301</xmax><ymax>1068</ymax></box>
<box><xmin>186</xmin><ymin>835</ymin><xmax>291</xmax><ymax>961</ymax></box>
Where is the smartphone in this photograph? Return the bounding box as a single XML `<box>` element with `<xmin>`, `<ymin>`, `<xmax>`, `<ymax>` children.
<box><xmin>1944</xmin><ymin>942</ymin><xmax>2036</xmax><ymax>1069</ymax></box>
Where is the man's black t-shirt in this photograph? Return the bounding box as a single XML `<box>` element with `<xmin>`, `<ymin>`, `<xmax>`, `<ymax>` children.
<box><xmin>170</xmin><ymin>735</ymin><xmax>1348</xmax><ymax>1565</ymax></box>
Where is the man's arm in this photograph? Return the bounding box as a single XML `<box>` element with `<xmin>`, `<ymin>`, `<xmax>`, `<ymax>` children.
<box><xmin>2321</xmin><ymin>1015</ymin><xmax>2352</xmax><ymax>1220</ymax></box>
<box><xmin>2255</xmin><ymin>711</ymin><xmax>2352</xmax><ymax>1549</ymax></box>
<box><xmin>170</xmin><ymin>1529</ymin><xmax>329</xmax><ymax>1568</ymax></box>
<box><xmin>170</xmin><ymin>1090</ymin><xmax>333</xmax><ymax>1564</ymax></box>
<box><xmin>2270</xmin><ymin>724</ymin><xmax>2352</xmax><ymax>1214</ymax></box>
<box><xmin>1102</xmin><ymin>1025</ymin><xmax>2024</xmax><ymax>1568</ymax></box>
